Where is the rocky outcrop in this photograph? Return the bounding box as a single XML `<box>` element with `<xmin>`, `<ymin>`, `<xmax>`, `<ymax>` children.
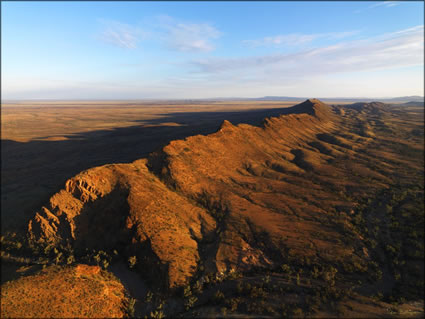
<box><xmin>28</xmin><ymin>161</ymin><xmax>216</xmax><ymax>289</ymax></box>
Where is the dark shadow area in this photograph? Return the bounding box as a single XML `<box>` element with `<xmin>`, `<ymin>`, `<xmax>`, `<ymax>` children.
<box><xmin>108</xmin><ymin>261</ymin><xmax>148</xmax><ymax>316</ymax></box>
<box><xmin>72</xmin><ymin>186</ymin><xmax>131</xmax><ymax>253</ymax></box>
<box><xmin>1</xmin><ymin>106</ymin><xmax>296</xmax><ymax>233</ymax></box>
<box><xmin>0</xmin><ymin>262</ymin><xmax>43</xmax><ymax>284</ymax></box>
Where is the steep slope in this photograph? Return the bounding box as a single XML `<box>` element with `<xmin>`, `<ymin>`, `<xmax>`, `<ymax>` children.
<box><xmin>28</xmin><ymin>161</ymin><xmax>216</xmax><ymax>289</ymax></box>
<box><xmin>146</xmin><ymin>98</ymin><xmax>364</xmax><ymax>273</ymax></box>
<box><xmin>26</xmin><ymin>98</ymin><xmax>423</xmax><ymax>298</ymax></box>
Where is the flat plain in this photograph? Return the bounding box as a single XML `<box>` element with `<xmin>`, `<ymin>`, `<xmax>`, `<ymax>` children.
<box><xmin>1</xmin><ymin>101</ymin><xmax>296</xmax><ymax>233</ymax></box>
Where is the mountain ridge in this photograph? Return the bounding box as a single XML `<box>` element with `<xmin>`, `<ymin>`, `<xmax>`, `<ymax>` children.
<box><xmin>25</xmin><ymin>98</ymin><xmax>423</xmax><ymax>299</ymax></box>
<box><xmin>25</xmin><ymin>99</ymin><xmax>365</xmax><ymax>290</ymax></box>
<box><xmin>27</xmin><ymin>99</ymin><xmax>341</xmax><ymax>289</ymax></box>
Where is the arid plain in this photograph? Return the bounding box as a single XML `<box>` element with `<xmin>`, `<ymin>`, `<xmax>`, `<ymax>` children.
<box><xmin>1</xmin><ymin>101</ymin><xmax>296</xmax><ymax>233</ymax></box>
<box><xmin>1</xmin><ymin>99</ymin><xmax>424</xmax><ymax>318</ymax></box>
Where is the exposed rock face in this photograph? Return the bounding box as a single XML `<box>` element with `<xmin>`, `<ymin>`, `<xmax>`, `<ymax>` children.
<box><xmin>28</xmin><ymin>162</ymin><xmax>216</xmax><ymax>289</ymax></box>
<box><xmin>28</xmin><ymin>99</ymin><xmax>378</xmax><ymax>289</ymax></box>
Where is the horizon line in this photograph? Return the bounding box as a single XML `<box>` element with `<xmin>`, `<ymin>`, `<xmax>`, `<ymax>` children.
<box><xmin>2</xmin><ymin>95</ymin><xmax>424</xmax><ymax>103</ymax></box>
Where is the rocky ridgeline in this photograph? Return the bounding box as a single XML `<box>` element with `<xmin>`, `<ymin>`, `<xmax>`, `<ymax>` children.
<box><xmin>27</xmin><ymin>99</ymin><xmax>373</xmax><ymax>290</ymax></box>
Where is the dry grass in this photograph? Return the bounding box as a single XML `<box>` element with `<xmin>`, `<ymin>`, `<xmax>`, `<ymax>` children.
<box><xmin>0</xmin><ymin>264</ymin><xmax>127</xmax><ymax>318</ymax></box>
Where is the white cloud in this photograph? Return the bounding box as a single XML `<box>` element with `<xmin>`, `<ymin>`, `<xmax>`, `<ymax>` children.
<box><xmin>97</xmin><ymin>16</ymin><xmax>221</xmax><ymax>53</ymax></box>
<box><xmin>193</xmin><ymin>25</ymin><xmax>424</xmax><ymax>81</ymax></box>
<box><xmin>156</xmin><ymin>15</ymin><xmax>221</xmax><ymax>52</ymax></box>
<box><xmin>167</xmin><ymin>22</ymin><xmax>220</xmax><ymax>52</ymax></box>
<box><xmin>355</xmin><ymin>1</ymin><xmax>402</xmax><ymax>13</ymax></box>
<box><xmin>99</xmin><ymin>20</ymin><xmax>148</xmax><ymax>49</ymax></box>
<box><xmin>243</xmin><ymin>31</ymin><xmax>359</xmax><ymax>47</ymax></box>
<box><xmin>369</xmin><ymin>1</ymin><xmax>401</xmax><ymax>9</ymax></box>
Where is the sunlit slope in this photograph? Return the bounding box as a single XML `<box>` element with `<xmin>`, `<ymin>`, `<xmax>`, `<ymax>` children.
<box><xmin>1</xmin><ymin>264</ymin><xmax>127</xmax><ymax>318</ymax></box>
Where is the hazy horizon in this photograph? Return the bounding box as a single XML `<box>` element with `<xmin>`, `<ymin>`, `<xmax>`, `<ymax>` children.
<box><xmin>2</xmin><ymin>1</ymin><xmax>424</xmax><ymax>100</ymax></box>
<box><xmin>2</xmin><ymin>95</ymin><xmax>424</xmax><ymax>103</ymax></box>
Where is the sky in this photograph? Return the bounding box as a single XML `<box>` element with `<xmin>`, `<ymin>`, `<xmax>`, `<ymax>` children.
<box><xmin>2</xmin><ymin>1</ymin><xmax>424</xmax><ymax>100</ymax></box>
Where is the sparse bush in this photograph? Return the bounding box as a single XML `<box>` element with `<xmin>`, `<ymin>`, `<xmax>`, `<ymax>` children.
<box><xmin>193</xmin><ymin>280</ymin><xmax>203</xmax><ymax>294</ymax></box>
<box><xmin>93</xmin><ymin>253</ymin><xmax>101</xmax><ymax>265</ymax></box>
<box><xmin>183</xmin><ymin>285</ymin><xmax>192</xmax><ymax>298</ymax></box>
<box><xmin>292</xmin><ymin>307</ymin><xmax>304</xmax><ymax>317</ymax></box>
<box><xmin>185</xmin><ymin>295</ymin><xmax>197</xmax><ymax>310</ymax></box>
<box><xmin>128</xmin><ymin>256</ymin><xmax>137</xmax><ymax>269</ymax></box>
<box><xmin>221</xmin><ymin>307</ymin><xmax>227</xmax><ymax>316</ymax></box>
<box><xmin>145</xmin><ymin>291</ymin><xmax>153</xmax><ymax>303</ymax></box>
<box><xmin>322</xmin><ymin>266</ymin><xmax>337</xmax><ymax>286</ymax></box>
<box><xmin>244</xmin><ymin>282</ymin><xmax>252</xmax><ymax>292</ymax></box>
<box><xmin>67</xmin><ymin>255</ymin><xmax>75</xmax><ymax>265</ymax></box>
<box><xmin>214</xmin><ymin>290</ymin><xmax>225</xmax><ymax>303</ymax></box>
<box><xmin>150</xmin><ymin>310</ymin><xmax>165</xmax><ymax>319</ymax></box>
<box><xmin>227</xmin><ymin>268</ymin><xmax>240</xmax><ymax>280</ymax></box>
<box><xmin>151</xmin><ymin>301</ymin><xmax>165</xmax><ymax>318</ymax></box>
<box><xmin>250</xmin><ymin>286</ymin><xmax>267</xmax><ymax>299</ymax></box>
<box><xmin>102</xmin><ymin>259</ymin><xmax>109</xmax><ymax>270</ymax></box>
<box><xmin>296</xmin><ymin>273</ymin><xmax>301</xmax><ymax>285</ymax></box>
<box><xmin>54</xmin><ymin>251</ymin><xmax>63</xmax><ymax>265</ymax></box>
<box><xmin>125</xmin><ymin>298</ymin><xmax>136</xmax><ymax>318</ymax></box>
<box><xmin>311</xmin><ymin>266</ymin><xmax>320</xmax><ymax>279</ymax></box>
<box><xmin>236</xmin><ymin>281</ymin><xmax>243</xmax><ymax>294</ymax></box>
<box><xmin>281</xmin><ymin>264</ymin><xmax>291</xmax><ymax>275</ymax></box>
<box><xmin>227</xmin><ymin>297</ymin><xmax>240</xmax><ymax>312</ymax></box>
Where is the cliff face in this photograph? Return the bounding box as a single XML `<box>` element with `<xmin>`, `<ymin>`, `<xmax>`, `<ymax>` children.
<box><xmin>27</xmin><ymin>99</ymin><xmax>376</xmax><ymax>289</ymax></box>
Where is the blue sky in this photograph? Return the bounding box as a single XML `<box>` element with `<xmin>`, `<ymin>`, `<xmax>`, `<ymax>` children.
<box><xmin>2</xmin><ymin>1</ymin><xmax>424</xmax><ymax>99</ymax></box>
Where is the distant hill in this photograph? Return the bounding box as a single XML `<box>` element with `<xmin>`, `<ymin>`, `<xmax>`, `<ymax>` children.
<box><xmin>400</xmin><ymin>101</ymin><xmax>424</xmax><ymax>107</ymax></box>
<box><xmin>197</xmin><ymin>95</ymin><xmax>424</xmax><ymax>104</ymax></box>
<box><xmin>3</xmin><ymin>95</ymin><xmax>423</xmax><ymax>104</ymax></box>
<box><xmin>248</xmin><ymin>96</ymin><xmax>424</xmax><ymax>103</ymax></box>
<box><xmin>385</xmin><ymin>96</ymin><xmax>424</xmax><ymax>103</ymax></box>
